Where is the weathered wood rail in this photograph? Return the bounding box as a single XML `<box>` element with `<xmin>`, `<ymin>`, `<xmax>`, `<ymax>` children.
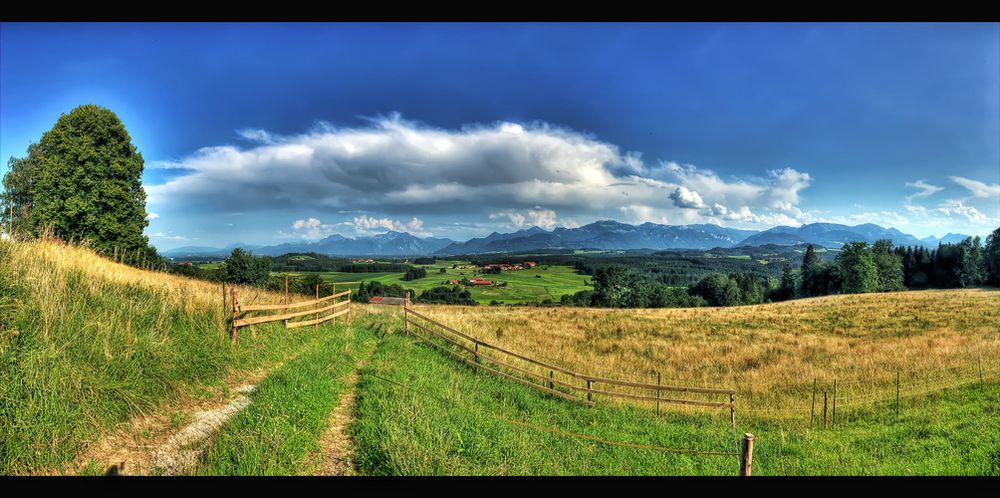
<box><xmin>229</xmin><ymin>286</ymin><xmax>351</xmax><ymax>343</ymax></box>
<box><xmin>402</xmin><ymin>293</ymin><xmax>736</xmax><ymax>425</ymax></box>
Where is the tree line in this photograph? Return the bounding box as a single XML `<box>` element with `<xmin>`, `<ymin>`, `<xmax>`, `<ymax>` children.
<box><xmin>562</xmin><ymin>230</ymin><xmax>999</xmax><ymax>309</ymax></box>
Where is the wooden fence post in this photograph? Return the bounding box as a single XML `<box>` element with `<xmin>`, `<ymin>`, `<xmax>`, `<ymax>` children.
<box><xmin>314</xmin><ymin>283</ymin><xmax>319</xmax><ymax>330</ymax></box>
<box><xmin>284</xmin><ymin>275</ymin><xmax>289</xmax><ymax>312</ymax></box>
<box><xmin>895</xmin><ymin>371</ymin><xmax>900</xmax><ymax>417</ymax></box>
<box><xmin>403</xmin><ymin>291</ymin><xmax>410</xmax><ymax>336</ymax></box>
<box><xmin>221</xmin><ymin>282</ymin><xmax>226</xmax><ymax>329</ymax></box>
<box><xmin>550</xmin><ymin>370</ymin><xmax>554</xmax><ymax>390</ymax></box>
<box><xmin>823</xmin><ymin>391</ymin><xmax>828</xmax><ymax>428</ymax></box>
<box><xmin>730</xmin><ymin>393</ymin><xmax>736</xmax><ymax>428</ymax></box>
<box><xmin>230</xmin><ymin>288</ymin><xmax>238</xmax><ymax>345</ymax></box>
<box><xmin>980</xmin><ymin>357</ymin><xmax>984</xmax><ymax>389</ymax></box>
<box><xmin>739</xmin><ymin>433</ymin><xmax>754</xmax><ymax>476</ymax></box>
<box><xmin>656</xmin><ymin>372</ymin><xmax>661</xmax><ymax>416</ymax></box>
<box><xmin>832</xmin><ymin>380</ymin><xmax>837</xmax><ymax>427</ymax></box>
<box><xmin>587</xmin><ymin>379</ymin><xmax>592</xmax><ymax>402</ymax></box>
<box><xmin>810</xmin><ymin>378</ymin><xmax>817</xmax><ymax>426</ymax></box>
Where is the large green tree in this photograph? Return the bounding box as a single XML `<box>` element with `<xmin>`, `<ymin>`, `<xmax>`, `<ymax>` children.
<box><xmin>836</xmin><ymin>242</ymin><xmax>879</xmax><ymax>294</ymax></box>
<box><xmin>986</xmin><ymin>227</ymin><xmax>1000</xmax><ymax>287</ymax></box>
<box><xmin>223</xmin><ymin>248</ymin><xmax>272</xmax><ymax>286</ymax></box>
<box><xmin>2</xmin><ymin>105</ymin><xmax>154</xmax><ymax>261</ymax></box>
<box><xmin>872</xmin><ymin>239</ymin><xmax>905</xmax><ymax>291</ymax></box>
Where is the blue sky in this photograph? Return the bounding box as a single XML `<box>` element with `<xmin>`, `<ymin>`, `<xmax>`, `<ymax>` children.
<box><xmin>2</xmin><ymin>22</ymin><xmax>998</xmax><ymax>250</ymax></box>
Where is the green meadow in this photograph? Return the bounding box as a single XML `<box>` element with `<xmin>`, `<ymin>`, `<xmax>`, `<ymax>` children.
<box><xmin>275</xmin><ymin>260</ymin><xmax>593</xmax><ymax>305</ymax></box>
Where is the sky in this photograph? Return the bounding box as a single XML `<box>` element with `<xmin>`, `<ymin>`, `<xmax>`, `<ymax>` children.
<box><xmin>1</xmin><ymin>22</ymin><xmax>998</xmax><ymax>250</ymax></box>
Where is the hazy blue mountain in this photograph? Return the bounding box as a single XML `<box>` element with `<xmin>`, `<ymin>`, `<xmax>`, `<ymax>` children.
<box><xmin>163</xmin><ymin>220</ymin><xmax>960</xmax><ymax>258</ymax></box>
<box><xmin>436</xmin><ymin>220</ymin><xmax>761</xmax><ymax>254</ymax></box>
<box><xmin>164</xmin><ymin>232</ymin><xmax>454</xmax><ymax>258</ymax></box>
<box><xmin>162</xmin><ymin>243</ymin><xmax>262</xmax><ymax>259</ymax></box>
<box><xmin>737</xmin><ymin>223</ymin><xmax>962</xmax><ymax>248</ymax></box>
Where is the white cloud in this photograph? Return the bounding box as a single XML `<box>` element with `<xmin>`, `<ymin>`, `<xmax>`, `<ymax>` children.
<box><xmin>933</xmin><ymin>202</ymin><xmax>991</xmax><ymax>225</ymax></box>
<box><xmin>950</xmin><ymin>176</ymin><xmax>1000</xmax><ymax>198</ymax></box>
<box><xmin>618</xmin><ymin>205</ymin><xmax>669</xmax><ymax>224</ymax></box>
<box><xmin>237</xmin><ymin>128</ymin><xmax>275</xmax><ymax>143</ymax></box>
<box><xmin>290</xmin><ymin>217</ymin><xmax>338</xmax><ymax>240</ymax></box>
<box><xmin>151</xmin><ymin>231</ymin><xmax>187</xmax><ymax>241</ymax></box>
<box><xmin>146</xmin><ymin>114</ymin><xmax>821</xmax><ymax>234</ymax></box>
<box><xmin>668</xmin><ymin>187</ymin><xmax>706</xmax><ymax>209</ymax></box>
<box><xmin>489</xmin><ymin>207</ymin><xmax>561</xmax><ymax>230</ymax></box>
<box><xmin>146</xmin><ymin>212</ymin><xmax>160</xmax><ymax>220</ymax></box>
<box><xmin>904</xmin><ymin>179</ymin><xmax>943</xmax><ymax>202</ymax></box>
<box><xmin>351</xmin><ymin>214</ymin><xmax>427</xmax><ymax>235</ymax></box>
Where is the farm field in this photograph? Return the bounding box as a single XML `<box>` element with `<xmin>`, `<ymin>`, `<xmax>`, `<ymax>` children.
<box><xmin>279</xmin><ymin>260</ymin><xmax>592</xmax><ymax>304</ymax></box>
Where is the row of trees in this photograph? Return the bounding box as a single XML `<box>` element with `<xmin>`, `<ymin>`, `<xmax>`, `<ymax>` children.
<box><xmin>797</xmin><ymin>230</ymin><xmax>1000</xmax><ymax>299</ymax></box>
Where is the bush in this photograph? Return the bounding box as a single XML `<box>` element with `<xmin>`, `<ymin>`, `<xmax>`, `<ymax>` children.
<box><xmin>222</xmin><ymin>248</ymin><xmax>271</xmax><ymax>285</ymax></box>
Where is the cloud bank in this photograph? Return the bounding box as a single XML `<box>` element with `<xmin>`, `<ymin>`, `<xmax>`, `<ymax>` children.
<box><xmin>145</xmin><ymin>113</ymin><xmax>998</xmax><ymax>240</ymax></box>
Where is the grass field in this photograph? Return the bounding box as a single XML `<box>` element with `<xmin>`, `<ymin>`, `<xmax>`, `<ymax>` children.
<box><xmin>352</xmin><ymin>309</ymin><xmax>1000</xmax><ymax>475</ymax></box>
<box><xmin>282</xmin><ymin>260</ymin><xmax>592</xmax><ymax>304</ymax></box>
<box><xmin>409</xmin><ymin>289</ymin><xmax>1000</xmax><ymax>421</ymax></box>
<box><xmin>6</xmin><ymin>239</ymin><xmax>1000</xmax><ymax>475</ymax></box>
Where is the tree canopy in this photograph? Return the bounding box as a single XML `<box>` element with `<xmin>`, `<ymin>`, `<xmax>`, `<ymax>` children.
<box><xmin>1</xmin><ymin>105</ymin><xmax>157</xmax><ymax>264</ymax></box>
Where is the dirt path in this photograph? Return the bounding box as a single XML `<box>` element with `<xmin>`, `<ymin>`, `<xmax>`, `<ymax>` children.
<box><xmin>312</xmin><ymin>349</ymin><xmax>374</xmax><ymax>476</ymax></box>
<box><xmin>60</xmin><ymin>345</ymin><xmax>315</xmax><ymax>476</ymax></box>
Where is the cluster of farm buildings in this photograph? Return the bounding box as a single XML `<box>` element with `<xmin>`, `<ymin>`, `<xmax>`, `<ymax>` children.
<box><xmin>448</xmin><ymin>277</ymin><xmax>495</xmax><ymax>286</ymax></box>
<box><xmin>482</xmin><ymin>261</ymin><xmax>536</xmax><ymax>272</ymax></box>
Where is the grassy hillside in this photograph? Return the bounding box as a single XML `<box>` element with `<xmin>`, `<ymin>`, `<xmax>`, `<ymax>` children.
<box><xmin>0</xmin><ymin>238</ymin><xmax>324</xmax><ymax>474</ymax></box>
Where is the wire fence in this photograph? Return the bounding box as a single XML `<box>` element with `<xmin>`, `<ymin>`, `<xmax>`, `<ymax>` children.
<box><xmin>364</xmin><ymin>371</ymin><xmax>752</xmax><ymax>475</ymax></box>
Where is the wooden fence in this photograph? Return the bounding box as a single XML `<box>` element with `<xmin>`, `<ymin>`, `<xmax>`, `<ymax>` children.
<box><xmin>229</xmin><ymin>283</ymin><xmax>351</xmax><ymax>344</ymax></box>
<box><xmin>401</xmin><ymin>293</ymin><xmax>737</xmax><ymax>426</ymax></box>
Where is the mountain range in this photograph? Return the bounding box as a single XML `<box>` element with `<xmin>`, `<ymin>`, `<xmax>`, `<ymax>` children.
<box><xmin>161</xmin><ymin>221</ymin><xmax>973</xmax><ymax>258</ymax></box>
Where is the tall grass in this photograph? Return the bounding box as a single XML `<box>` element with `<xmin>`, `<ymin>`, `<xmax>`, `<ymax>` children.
<box><xmin>352</xmin><ymin>318</ymin><xmax>1000</xmax><ymax>475</ymax></box>
<box><xmin>409</xmin><ymin>289</ymin><xmax>1000</xmax><ymax>421</ymax></box>
<box><xmin>0</xmin><ymin>239</ymin><xmax>321</xmax><ymax>475</ymax></box>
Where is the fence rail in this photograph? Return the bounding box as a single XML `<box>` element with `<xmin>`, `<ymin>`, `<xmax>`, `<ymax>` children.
<box><xmin>229</xmin><ymin>285</ymin><xmax>351</xmax><ymax>343</ymax></box>
<box><xmin>402</xmin><ymin>294</ymin><xmax>737</xmax><ymax>425</ymax></box>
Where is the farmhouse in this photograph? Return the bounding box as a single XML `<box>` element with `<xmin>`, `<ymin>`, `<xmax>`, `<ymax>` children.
<box><xmin>368</xmin><ymin>296</ymin><xmax>406</xmax><ymax>305</ymax></box>
<box><xmin>448</xmin><ymin>279</ymin><xmax>462</xmax><ymax>285</ymax></box>
<box><xmin>468</xmin><ymin>278</ymin><xmax>494</xmax><ymax>286</ymax></box>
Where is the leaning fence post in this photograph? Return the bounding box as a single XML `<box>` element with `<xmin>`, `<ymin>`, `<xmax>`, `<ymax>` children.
<box><xmin>314</xmin><ymin>283</ymin><xmax>319</xmax><ymax>330</ymax></box>
<box><xmin>739</xmin><ymin>433</ymin><xmax>755</xmax><ymax>476</ymax></box>
<box><xmin>587</xmin><ymin>379</ymin><xmax>593</xmax><ymax>403</ymax></box>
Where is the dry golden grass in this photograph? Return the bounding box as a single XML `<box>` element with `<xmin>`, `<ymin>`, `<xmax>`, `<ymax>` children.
<box><xmin>3</xmin><ymin>236</ymin><xmax>300</xmax><ymax>338</ymax></box>
<box><xmin>409</xmin><ymin>290</ymin><xmax>1000</xmax><ymax>419</ymax></box>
